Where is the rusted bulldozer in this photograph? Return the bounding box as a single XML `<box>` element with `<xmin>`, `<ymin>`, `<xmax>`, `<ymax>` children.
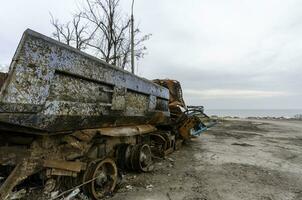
<box><xmin>0</xmin><ymin>29</ymin><xmax>213</xmax><ymax>199</ymax></box>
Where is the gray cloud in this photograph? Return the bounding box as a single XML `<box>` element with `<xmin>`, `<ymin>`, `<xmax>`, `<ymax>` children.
<box><xmin>1</xmin><ymin>0</ymin><xmax>302</xmax><ymax>109</ymax></box>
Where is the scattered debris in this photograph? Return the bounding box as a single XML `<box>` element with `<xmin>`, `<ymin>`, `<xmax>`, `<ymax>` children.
<box><xmin>77</xmin><ymin>193</ymin><xmax>90</xmax><ymax>200</ymax></box>
<box><xmin>146</xmin><ymin>184</ymin><xmax>153</xmax><ymax>191</ymax></box>
<box><xmin>231</xmin><ymin>143</ymin><xmax>254</xmax><ymax>147</ymax></box>
<box><xmin>51</xmin><ymin>191</ymin><xmax>60</xmax><ymax>199</ymax></box>
<box><xmin>9</xmin><ymin>189</ymin><xmax>26</xmax><ymax>200</ymax></box>
<box><xmin>251</xmin><ymin>122</ymin><xmax>264</xmax><ymax>125</ymax></box>
<box><xmin>166</xmin><ymin>192</ymin><xmax>172</xmax><ymax>200</ymax></box>
<box><xmin>64</xmin><ymin>188</ymin><xmax>80</xmax><ymax>200</ymax></box>
<box><xmin>44</xmin><ymin>178</ymin><xmax>57</xmax><ymax>194</ymax></box>
<box><xmin>125</xmin><ymin>185</ymin><xmax>134</xmax><ymax>190</ymax></box>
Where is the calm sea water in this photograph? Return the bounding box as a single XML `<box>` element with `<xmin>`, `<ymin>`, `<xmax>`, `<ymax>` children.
<box><xmin>205</xmin><ymin>109</ymin><xmax>302</xmax><ymax>118</ymax></box>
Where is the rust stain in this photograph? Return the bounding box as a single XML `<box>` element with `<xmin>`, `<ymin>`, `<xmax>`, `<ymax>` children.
<box><xmin>0</xmin><ymin>29</ymin><xmax>170</xmax><ymax>134</ymax></box>
<box><xmin>0</xmin><ymin>29</ymin><xmax>212</xmax><ymax>200</ymax></box>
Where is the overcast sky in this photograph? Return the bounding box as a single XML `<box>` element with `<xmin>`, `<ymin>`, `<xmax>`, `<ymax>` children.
<box><xmin>0</xmin><ymin>0</ymin><xmax>301</xmax><ymax>109</ymax></box>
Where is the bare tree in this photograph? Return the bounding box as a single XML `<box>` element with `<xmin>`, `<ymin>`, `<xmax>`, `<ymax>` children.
<box><xmin>50</xmin><ymin>13</ymin><xmax>95</xmax><ymax>51</ymax></box>
<box><xmin>50</xmin><ymin>0</ymin><xmax>151</xmax><ymax>71</ymax></box>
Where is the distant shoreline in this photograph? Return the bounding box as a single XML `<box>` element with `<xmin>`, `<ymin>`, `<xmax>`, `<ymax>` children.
<box><xmin>210</xmin><ymin>115</ymin><xmax>302</xmax><ymax>121</ymax></box>
<box><xmin>206</xmin><ymin>109</ymin><xmax>302</xmax><ymax>119</ymax></box>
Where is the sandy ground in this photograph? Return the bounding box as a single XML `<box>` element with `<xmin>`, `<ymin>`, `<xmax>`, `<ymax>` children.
<box><xmin>110</xmin><ymin>119</ymin><xmax>302</xmax><ymax>200</ymax></box>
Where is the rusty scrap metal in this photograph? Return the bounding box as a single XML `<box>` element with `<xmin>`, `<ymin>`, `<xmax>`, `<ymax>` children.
<box><xmin>0</xmin><ymin>29</ymin><xmax>170</xmax><ymax>134</ymax></box>
<box><xmin>153</xmin><ymin>79</ymin><xmax>186</xmax><ymax>109</ymax></box>
<box><xmin>153</xmin><ymin>79</ymin><xmax>214</xmax><ymax>139</ymax></box>
<box><xmin>43</xmin><ymin>160</ymin><xmax>86</xmax><ymax>172</ymax></box>
<box><xmin>98</xmin><ymin>124</ymin><xmax>157</xmax><ymax>137</ymax></box>
<box><xmin>0</xmin><ymin>159</ymin><xmax>42</xmax><ymax>200</ymax></box>
<box><xmin>0</xmin><ymin>29</ymin><xmax>214</xmax><ymax>200</ymax></box>
<box><xmin>82</xmin><ymin>158</ymin><xmax>118</xmax><ymax>199</ymax></box>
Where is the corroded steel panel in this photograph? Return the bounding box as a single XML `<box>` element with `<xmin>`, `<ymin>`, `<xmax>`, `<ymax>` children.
<box><xmin>0</xmin><ymin>29</ymin><xmax>170</xmax><ymax>134</ymax></box>
<box><xmin>97</xmin><ymin>124</ymin><xmax>157</xmax><ymax>137</ymax></box>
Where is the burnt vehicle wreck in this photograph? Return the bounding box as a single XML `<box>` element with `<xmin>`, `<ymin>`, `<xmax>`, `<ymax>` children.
<box><xmin>0</xmin><ymin>29</ymin><xmax>213</xmax><ymax>199</ymax></box>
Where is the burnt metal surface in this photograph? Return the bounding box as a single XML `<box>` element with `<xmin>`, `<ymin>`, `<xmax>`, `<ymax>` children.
<box><xmin>153</xmin><ymin>79</ymin><xmax>214</xmax><ymax>139</ymax></box>
<box><xmin>153</xmin><ymin>79</ymin><xmax>186</xmax><ymax>109</ymax></box>
<box><xmin>43</xmin><ymin>160</ymin><xmax>86</xmax><ymax>172</ymax></box>
<box><xmin>0</xmin><ymin>29</ymin><xmax>170</xmax><ymax>134</ymax></box>
<box><xmin>0</xmin><ymin>30</ymin><xmax>213</xmax><ymax>200</ymax></box>
<box><xmin>97</xmin><ymin>124</ymin><xmax>157</xmax><ymax>137</ymax></box>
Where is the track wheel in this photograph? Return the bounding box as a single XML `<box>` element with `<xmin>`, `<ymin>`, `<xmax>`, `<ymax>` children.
<box><xmin>84</xmin><ymin>158</ymin><xmax>118</xmax><ymax>200</ymax></box>
<box><xmin>136</xmin><ymin>144</ymin><xmax>153</xmax><ymax>172</ymax></box>
<box><xmin>130</xmin><ymin>144</ymin><xmax>153</xmax><ymax>172</ymax></box>
<box><xmin>150</xmin><ymin>134</ymin><xmax>168</xmax><ymax>156</ymax></box>
<box><xmin>116</xmin><ymin>144</ymin><xmax>153</xmax><ymax>172</ymax></box>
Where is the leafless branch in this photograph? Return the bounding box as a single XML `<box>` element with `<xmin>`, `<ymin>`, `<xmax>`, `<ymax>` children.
<box><xmin>50</xmin><ymin>0</ymin><xmax>151</xmax><ymax>71</ymax></box>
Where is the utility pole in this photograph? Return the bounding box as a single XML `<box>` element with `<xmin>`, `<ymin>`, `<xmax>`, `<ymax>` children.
<box><xmin>131</xmin><ymin>0</ymin><xmax>135</xmax><ymax>74</ymax></box>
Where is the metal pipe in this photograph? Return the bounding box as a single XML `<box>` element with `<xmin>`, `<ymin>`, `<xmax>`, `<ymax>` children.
<box><xmin>131</xmin><ymin>0</ymin><xmax>135</xmax><ymax>74</ymax></box>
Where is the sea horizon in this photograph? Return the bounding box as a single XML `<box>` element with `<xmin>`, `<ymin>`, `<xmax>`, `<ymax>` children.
<box><xmin>205</xmin><ymin>109</ymin><xmax>302</xmax><ymax>118</ymax></box>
